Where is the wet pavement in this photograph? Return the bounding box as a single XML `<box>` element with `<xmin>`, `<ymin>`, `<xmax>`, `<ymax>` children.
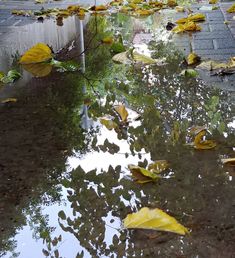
<box><xmin>0</xmin><ymin>1</ymin><xmax>235</xmax><ymax>258</ymax></box>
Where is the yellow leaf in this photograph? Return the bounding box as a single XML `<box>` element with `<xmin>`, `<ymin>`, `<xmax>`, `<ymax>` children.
<box><xmin>148</xmin><ymin>160</ymin><xmax>169</xmax><ymax>173</ymax></box>
<box><xmin>197</xmin><ymin>60</ymin><xmax>229</xmax><ymax>70</ymax></box>
<box><xmin>128</xmin><ymin>165</ymin><xmax>161</xmax><ymax>183</ymax></box>
<box><xmin>35</xmin><ymin>0</ymin><xmax>46</xmax><ymax>4</ymax></box>
<box><xmin>1</xmin><ymin>98</ymin><xmax>17</xmax><ymax>104</ymax></box>
<box><xmin>67</xmin><ymin>5</ymin><xmax>80</xmax><ymax>13</ymax></box>
<box><xmin>193</xmin><ymin>130</ymin><xmax>216</xmax><ymax>150</ymax></box>
<box><xmin>172</xmin><ymin>21</ymin><xmax>201</xmax><ymax>33</ymax></box>
<box><xmin>78</xmin><ymin>9</ymin><xmax>86</xmax><ymax>20</ymax></box>
<box><xmin>209</xmin><ymin>0</ymin><xmax>218</xmax><ymax>4</ymax></box>
<box><xmin>114</xmin><ymin>104</ymin><xmax>128</xmax><ymax>122</ymax></box>
<box><xmin>90</xmin><ymin>5</ymin><xmax>108</xmax><ymax>11</ymax></box>
<box><xmin>101</xmin><ymin>37</ymin><xmax>114</xmax><ymax>44</ymax></box>
<box><xmin>167</xmin><ymin>0</ymin><xmax>177</xmax><ymax>7</ymax></box>
<box><xmin>194</xmin><ymin>140</ymin><xmax>216</xmax><ymax>150</ymax></box>
<box><xmin>175</xmin><ymin>17</ymin><xmax>188</xmax><ymax>24</ymax></box>
<box><xmin>187</xmin><ymin>52</ymin><xmax>201</xmax><ymax>65</ymax></box>
<box><xmin>175</xmin><ymin>6</ymin><xmax>185</xmax><ymax>12</ymax></box>
<box><xmin>100</xmin><ymin>118</ymin><xmax>118</xmax><ymax>130</ymax></box>
<box><xmin>149</xmin><ymin>1</ymin><xmax>163</xmax><ymax>8</ymax></box>
<box><xmin>19</xmin><ymin>43</ymin><xmax>52</xmax><ymax>64</ymax></box>
<box><xmin>227</xmin><ymin>3</ymin><xmax>235</xmax><ymax>13</ymax></box>
<box><xmin>134</xmin><ymin>9</ymin><xmax>153</xmax><ymax>16</ymax></box>
<box><xmin>221</xmin><ymin>158</ymin><xmax>235</xmax><ymax>166</ymax></box>
<box><xmin>189</xmin><ymin>126</ymin><xmax>207</xmax><ymax>136</ymax></box>
<box><xmin>188</xmin><ymin>13</ymin><xmax>206</xmax><ymax>22</ymax></box>
<box><xmin>22</xmin><ymin>63</ymin><xmax>52</xmax><ymax>77</ymax></box>
<box><xmin>132</xmin><ymin>51</ymin><xmax>157</xmax><ymax>64</ymax></box>
<box><xmin>123</xmin><ymin>207</ymin><xmax>189</xmax><ymax>235</ymax></box>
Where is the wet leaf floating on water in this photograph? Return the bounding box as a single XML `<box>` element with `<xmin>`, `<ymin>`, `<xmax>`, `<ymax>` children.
<box><xmin>189</xmin><ymin>125</ymin><xmax>207</xmax><ymax>136</ymax></box>
<box><xmin>180</xmin><ymin>69</ymin><xmax>198</xmax><ymax>77</ymax></box>
<box><xmin>227</xmin><ymin>3</ymin><xmax>235</xmax><ymax>13</ymax></box>
<box><xmin>112</xmin><ymin>49</ymin><xmax>159</xmax><ymax>64</ymax></box>
<box><xmin>193</xmin><ymin>130</ymin><xmax>216</xmax><ymax>150</ymax></box>
<box><xmin>187</xmin><ymin>53</ymin><xmax>201</xmax><ymax>65</ymax></box>
<box><xmin>112</xmin><ymin>51</ymin><xmax>130</xmax><ymax>64</ymax></box>
<box><xmin>147</xmin><ymin>160</ymin><xmax>169</xmax><ymax>174</ymax></box>
<box><xmin>100</xmin><ymin>117</ymin><xmax>118</xmax><ymax>130</ymax></box>
<box><xmin>128</xmin><ymin>165</ymin><xmax>161</xmax><ymax>183</ymax></box>
<box><xmin>123</xmin><ymin>207</ymin><xmax>189</xmax><ymax>235</ymax></box>
<box><xmin>19</xmin><ymin>43</ymin><xmax>53</xmax><ymax>64</ymax></box>
<box><xmin>132</xmin><ymin>51</ymin><xmax>158</xmax><ymax>64</ymax></box>
<box><xmin>22</xmin><ymin>63</ymin><xmax>52</xmax><ymax>77</ymax></box>
<box><xmin>114</xmin><ymin>104</ymin><xmax>128</xmax><ymax>122</ymax></box>
<box><xmin>221</xmin><ymin>158</ymin><xmax>235</xmax><ymax>166</ymax></box>
<box><xmin>1</xmin><ymin>98</ymin><xmax>17</xmax><ymax>104</ymax></box>
<box><xmin>197</xmin><ymin>57</ymin><xmax>235</xmax><ymax>75</ymax></box>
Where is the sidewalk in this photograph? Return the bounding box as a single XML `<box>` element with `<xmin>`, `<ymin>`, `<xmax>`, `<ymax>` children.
<box><xmin>0</xmin><ymin>0</ymin><xmax>235</xmax><ymax>90</ymax></box>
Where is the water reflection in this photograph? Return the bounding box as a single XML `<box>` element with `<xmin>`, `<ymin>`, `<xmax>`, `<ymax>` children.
<box><xmin>0</xmin><ymin>11</ymin><xmax>235</xmax><ymax>258</ymax></box>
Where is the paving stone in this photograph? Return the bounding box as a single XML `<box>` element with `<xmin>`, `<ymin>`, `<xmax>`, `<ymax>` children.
<box><xmin>200</xmin><ymin>54</ymin><xmax>234</xmax><ymax>61</ymax></box>
<box><xmin>192</xmin><ymin>39</ymin><xmax>214</xmax><ymax>50</ymax></box>
<box><xmin>200</xmin><ymin>23</ymin><xmax>210</xmax><ymax>32</ymax></box>
<box><xmin>209</xmin><ymin>23</ymin><xmax>229</xmax><ymax>31</ymax></box>
<box><xmin>193</xmin><ymin>31</ymin><xmax>233</xmax><ymax>39</ymax></box>
<box><xmin>213</xmin><ymin>38</ymin><xmax>235</xmax><ymax>49</ymax></box>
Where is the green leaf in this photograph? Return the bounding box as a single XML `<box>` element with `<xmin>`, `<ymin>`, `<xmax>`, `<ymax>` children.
<box><xmin>1</xmin><ymin>70</ymin><xmax>21</xmax><ymax>83</ymax></box>
<box><xmin>124</xmin><ymin>207</ymin><xmax>189</xmax><ymax>235</ymax></box>
<box><xmin>180</xmin><ymin>69</ymin><xmax>198</xmax><ymax>77</ymax></box>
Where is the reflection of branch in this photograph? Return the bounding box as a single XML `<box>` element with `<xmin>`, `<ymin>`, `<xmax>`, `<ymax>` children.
<box><xmin>79</xmin><ymin>71</ymin><xmax>101</xmax><ymax>98</ymax></box>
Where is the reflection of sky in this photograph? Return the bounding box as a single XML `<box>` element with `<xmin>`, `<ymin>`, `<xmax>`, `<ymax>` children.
<box><xmin>8</xmin><ymin>120</ymin><xmax>152</xmax><ymax>258</ymax></box>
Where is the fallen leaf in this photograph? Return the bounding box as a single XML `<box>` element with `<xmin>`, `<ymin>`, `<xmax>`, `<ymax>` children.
<box><xmin>172</xmin><ymin>21</ymin><xmax>201</xmax><ymax>33</ymax></box>
<box><xmin>180</xmin><ymin>69</ymin><xmax>198</xmax><ymax>77</ymax></box>
<box><xmin>1</xmin><ymin>98</ymin><xmax>17</xmax><ymax>103</ymax></box>
<box><xmin>175</xmin><ymin>6</ymin><xmax>185</xmax><ymax>12</ymax></box>
<box><xmin>132</xmin><ymin>51</ymin><xmax>157</xmax><ymax>64</ymax></box>
<box><xmin>19</xmin><ymin>43</ymin><xmax>52</xmax><ymax>64</ymax></box>
<box><xmin>197</xmin><ymin>57</ymin><xmax>235</xmax><ymax>75</ymax></box>
<box><xmin>189</xmin><ymin>126</ymin><xmax>207</xmax><ymax>136</ymax></box>
<box><xmin>90</xmin><ymin>5</ymin><xmax>108</xmax><ymax>11</ymax></box>
<box><xmin>147</xmin><ymin>160</ymin><xmax>169</xmax><ymax>173</ymax></box>
<box><xmin>188</xmin><ymin>13</ymin><xmax>206</xmax><ymax>22</ymax></box>
<box><xmin>194</xmin><ymin>140</ymin><xmax>217</xmax><ymax>150</ymax></box>
<box><xmin>227</xmin><ymin>3</ymin><xmax>235</xmax><ymax>13</ymax></box>
<box><xmin>209</xmin><ymin>0</ymin><xmax>218</xmax><ymax>3</ymax></box>
<box><xmin>193</xmin><ymin>130</ymin><xmax>216</xmax><ymax>150</ymax></box>
<box><xmin>123</xmin><ymin>207</ymin><xmax>189</xmax><ymax>235</ymax></box>
<box><xmin>112</xmin><ymin>51</ymin><xmax>130</xmax><ymax>64</ymax></box>
<box><xmin>187</xmin><ymin>52</ymin><xmax>201</xmax><ymax>65</ymax></box>
<box><xmin>35</xmin><ymin>0</ymin><xmax>46</xmax><ymax>4</ymax></box>
<box><xmin>167</xmin><ymin>0</ymin><xmax>178</xmax><ymax>8</ymax></box>
<box><xmin>114</xmin><ymin>104</ymin><xmax>128</xmax><ymax>122</ymax></box>
<box><xmin>133</xmin><ymin>9</ymin><xmax>153</xmax><ymax>16</ymax></box>
<box><xmin>128</xmin><ymin>165</ymin><xmax>161</xmax><ymax>183</ymax></box>
<box><xmin>221</xmin><ymin>158</ymin><xmax>235</xmax><ymax>166</ymax></box>
<box><xmin>100</xmin><ymin>117</ymin><xmax>118</xmax><ymax>130</ymax></box>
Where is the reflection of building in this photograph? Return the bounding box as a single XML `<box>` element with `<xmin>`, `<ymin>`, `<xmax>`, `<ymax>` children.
<box><xmin>0</xmin><ymin>16</ymin><xmax>87</xmax><ymax>72</ymax></box>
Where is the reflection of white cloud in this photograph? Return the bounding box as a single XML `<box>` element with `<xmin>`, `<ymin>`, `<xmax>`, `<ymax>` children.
<box><xmin>228</xmin><ymin>118</ymin><xmax>235</xmax><ymax>129</ymax></box>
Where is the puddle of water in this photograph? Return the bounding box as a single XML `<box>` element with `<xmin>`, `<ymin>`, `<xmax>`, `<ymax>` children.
<box><xmin>0</xmin><ymin>9</ymin><xmax>235</xmax><ymax>258</ymax></box>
